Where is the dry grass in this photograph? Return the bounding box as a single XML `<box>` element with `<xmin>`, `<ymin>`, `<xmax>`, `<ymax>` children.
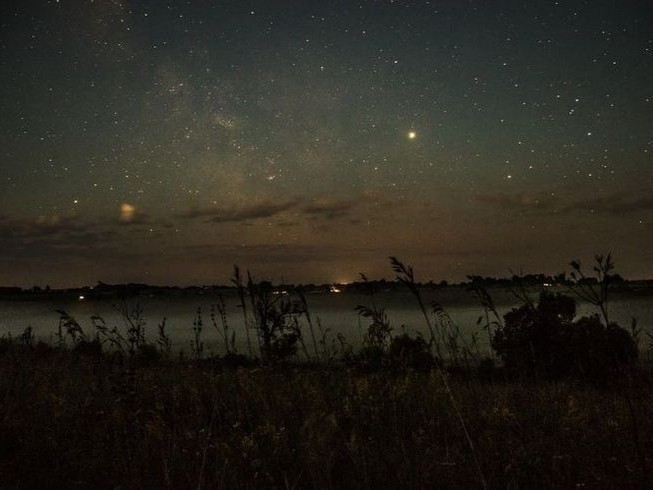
<box><xmin>1</xmin><ymin>344</ymin><xmax>652</xmax><ymax>489</ymax></box>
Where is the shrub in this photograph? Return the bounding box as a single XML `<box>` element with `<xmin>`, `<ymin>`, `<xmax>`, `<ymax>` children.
<box><xmin>347</xmin><ymin>335</ymin><xmax>434</xmax><ymax>371</ymax></box>
<box><xmin>72</xmin><ymin>338</ymin><xmax>103</xmax><ymax>357</ymax></box>
<box><xmin>135</xmin><ymin>343</ymin><xmax>161</xmax><ymax>365</ymax></box>
<box><xmin>492</xmin><ymin>292</ymin><xmax>637</xmax><ymax>379</ymax></box>
<box><xmin>350</xmin><ymin>345</ymin><xmax>386</xmax><ymax>369</ymax></box>
<box><xmin>387</xmin><ymin>334</ymin><xmax>433</xmax><ymax>371</ymax></box>
<box><xmin>568</xmin><ymin>315</ymin><xmax>638</xmax><ymax>378</ymax></box>
<box><xmin>246</xmin><ymin>277</ymin><xmax>304</xmax><ymax>362</ymax></box>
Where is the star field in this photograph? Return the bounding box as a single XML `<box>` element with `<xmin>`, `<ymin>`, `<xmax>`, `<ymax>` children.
<box><xmin>1</xmin><ymin>0</ymin><xmax>652</xmax><ymax>286</ymax></box>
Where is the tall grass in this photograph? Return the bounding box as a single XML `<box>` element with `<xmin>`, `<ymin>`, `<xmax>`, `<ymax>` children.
<box><xmin>231</xmin><ymin>266</ymin><xmax>254</xmax><ymax>358</ymax></box>
<box><xmin>569</xmin><ymin>253</ymin><xmax>614</xmax><ymax>325</ymax></box>
<box><xmin>390</xmin><ymin>256</ymin><xmax>487</xmax><ymax>489</ymax></box>
<box><xmin>211</xmin><ymin>295</ymin><xmax>236</xmax><ymax>355</ymax></box>
<box><xmin>0</xmin><ymin>344</ymin><xmax>651</xmax><ymax>488</ymax></box>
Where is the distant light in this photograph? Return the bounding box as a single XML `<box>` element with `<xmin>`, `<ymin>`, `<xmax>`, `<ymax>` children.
<box><xmin>329</xmin><ymin>285</ymin><xmax>342</xmax><ymax>294</ymax></box>
<box><xmin>408</xmin><ymin>131</ymin><xmax>417</xmax><ymax>140</ymax></box>
<box><xmin>120</xmin><ymin>203</ymin><xmax>136</xmax><ymax>222</ymax></box>
<box><xmin>78</xmin><ymin>295</ymin><xmax>85</xmax><ymax>301</ymax></box>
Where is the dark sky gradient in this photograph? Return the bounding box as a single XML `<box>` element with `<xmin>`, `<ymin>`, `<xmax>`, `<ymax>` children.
<box><xmin>1</xmin><ymin>0</ymin><xmax>652</xmax><ymax>287</ymax></box>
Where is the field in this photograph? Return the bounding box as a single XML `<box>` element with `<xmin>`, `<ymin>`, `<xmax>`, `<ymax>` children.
<box><xmin>1</xmin><ymin>343</ymin><xmax>652</xmax><ymax>489</ymax></box>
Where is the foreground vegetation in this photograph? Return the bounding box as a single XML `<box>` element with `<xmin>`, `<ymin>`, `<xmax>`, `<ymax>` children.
<box><xmin>1</xmin><ymin>344</ymin><xmax>652</xmax><ymax>488</ymax></box>
<box><xmin>1</xmin><ymin>254</ymin><xmax>652</xmax><ymax>488</ymax></box>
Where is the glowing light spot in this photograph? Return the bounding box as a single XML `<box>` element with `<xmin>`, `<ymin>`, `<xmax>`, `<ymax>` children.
<box><xmin>408</xmin><ymin>131</ymin><xmax>417</xmax><ymax>140</ymax></box>
<box><xmin>120</xmin><ymin>203</ymin><xmax>136</xmax><ymax>222</ymax></box>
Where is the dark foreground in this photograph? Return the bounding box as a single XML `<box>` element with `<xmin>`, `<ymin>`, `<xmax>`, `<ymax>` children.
<box><xmin>1</xmin><ymin>346</ymin><xmax>652</xmax><ymax>489</ymax></box>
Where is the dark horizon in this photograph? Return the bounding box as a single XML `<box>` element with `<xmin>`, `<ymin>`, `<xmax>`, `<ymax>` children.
<box><xmin>2</xmin><ymin>265</ymin><xmax>651</xmax><ymax>292</ymax></box>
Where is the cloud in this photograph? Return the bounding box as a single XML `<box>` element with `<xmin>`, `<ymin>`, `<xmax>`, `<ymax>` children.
<box><xmin>182</xmin><ymin>192</ymin><xmax>406</xmax><ymax>225</ymax></box>
<box><xmin>12</xmin><ymin>213</ymin><xmax>85</xmax><ymax>235</ymax></box>
<box><xmin>0</xmin><ymin>207</ymin><xmax>168</xmax><ymax>261</ymax></box>
<box><xmin>301</xmin><ymin>198</ymin><xmax>358</xmax><ymax>220</ymax></box>
<box><xmin>0</xmin><ymin>214</ymin><xmax>120</xmax><ymax>258</ymax></box>
<box><xmin>185</xmin><ymin>198</ymin><xmax>301</xmax><ymax>223</ymax></box>
<box><xmin>178</xmin><ymin>243</ymin><xmax>343</xmax><ymax>263</ymax></box>
<box><xmin>475</xmin><ymin>190</ymin><xmax>653</xmax><ymax>217</ymax></box>
<box><xmin>475</xmin><ymin>192</ymin><xmax>560</xmax><ymax>214</ymax></box>
<box><xmin>565</xmin><ymin>194</ymin><xmax>653</xmax><ymax>214</ymax></box>
<box><xmin>184</xmin><ymin>197</ymin><xmax>365</xmax><ymax>224</ymax></box>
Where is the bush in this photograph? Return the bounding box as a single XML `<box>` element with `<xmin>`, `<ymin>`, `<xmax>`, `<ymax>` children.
<box><xmin>492</xmin><ymin>292</ymin><xmax>637</xmax><ymax>379</ymax></box>
<box><xmin>72</xmin><ymin>338</ymin><xmax>103</xmax><ymax>357</ymax></box>
<box><xmin>568</xmin><ymin>315</ymin><xmax>638</xmax><ymax>378</ymax></box>
<box><xmin>346</xmin><ymin>345</ymin><xmax>386</xmax><ymax>370</ymax></box>
<box><xmin>387</xmin><ymin>334</ymin><xmax>433</xmax><ymax>371</ymax></box>
<box><xmin>348</xmin><ymin>334</ymin><xmax>434</xmax><ymax>371</ymax></box>
<box><xmin>135</xmin><ymin>343</ymin><xmax>162</xmax><ymax>365</ymax></box>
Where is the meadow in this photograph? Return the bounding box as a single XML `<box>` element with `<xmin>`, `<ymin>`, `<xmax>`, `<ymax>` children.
<box><xmin>1</xmin><ymin>344</ymin><xmax>652</xmax><ymax>488</ymax></box>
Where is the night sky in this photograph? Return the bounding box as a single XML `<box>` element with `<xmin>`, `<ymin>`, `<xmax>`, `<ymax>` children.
<box><xmin>1</xmin><ymin>0</ymin><xmax>652</xmax><ymax>287</ymax></box>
